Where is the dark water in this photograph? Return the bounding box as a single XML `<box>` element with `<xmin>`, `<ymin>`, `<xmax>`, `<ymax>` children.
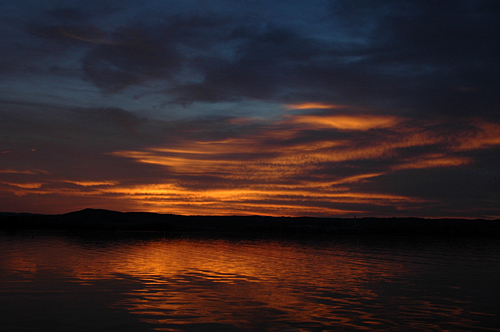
<box><xmin>1</xmin><ymin>231</ymin><xmax>499</xmax><ymax>331</ymax></box>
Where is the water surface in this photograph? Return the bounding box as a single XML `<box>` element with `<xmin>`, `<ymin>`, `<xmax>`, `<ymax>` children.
<box><xmin>1</xmin><ymin>231</ymin><xmax>499</xmax><ymax>331</ymax></box>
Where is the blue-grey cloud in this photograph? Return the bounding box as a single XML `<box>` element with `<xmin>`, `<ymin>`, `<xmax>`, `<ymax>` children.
<box><xmin>1</xmin><ymin>0</ymin><xmax>500</xmax><ymax>217</ymax></box>
<box><xmin>6</xmin><ymin>0</ymin><xmax>498</xmax><ymax>119</ymax></box>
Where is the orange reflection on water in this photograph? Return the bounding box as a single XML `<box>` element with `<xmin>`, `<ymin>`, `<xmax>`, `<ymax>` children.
<box><xmin>3</xmin><ymin>234</ymin><xmax>497</xmax><ymax>331</ymax></box>
<box><xmin>56</xmin><ymin>238</ymin><xmax>405</xmax><ymax>330</ymax></box>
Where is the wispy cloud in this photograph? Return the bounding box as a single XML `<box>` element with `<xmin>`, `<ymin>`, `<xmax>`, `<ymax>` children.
<box><xmin>100</xmin><ymin>112</ymin><xmax>499</xmax><ymax>217</ymax></box>
<box><xmin>64</xmin><ymin>180</ymin><xmax>119</xmax><ymax>187</ymax></box>
<box><xmin>284</xmin><ymin>103</ymin><xmax>346</xmax><ymax>110</ymax></box>
<box><xmin>288</xmin><ymin>114</ymin><xmax>400</xmax><ymax>131</ymax></box>
<box><xmin>1</xmin><ymin>0</ymin><xmax>499</xmax><ymax>217</ymax></box>
<box><xmin>1</xmin><ymin>182</ymin><xmax>45</xmax><ymax>189</ymax></box>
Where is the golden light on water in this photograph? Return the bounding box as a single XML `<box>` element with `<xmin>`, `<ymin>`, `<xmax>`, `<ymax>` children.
<box><xmin>2</xmin><ymin>230</ymin><xmax>498</xmax><ymax>331</ymax></box>
<box><xmin>0</xmin><ymin>236</ymin><xmax>407</xmax><ymax>326</ymax></box>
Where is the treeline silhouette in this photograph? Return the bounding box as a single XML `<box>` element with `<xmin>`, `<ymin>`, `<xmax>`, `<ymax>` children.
<box><xmin>1</xmin><ymin>209</ymin><xmax>499</xmax><ymax>236</ymax></box>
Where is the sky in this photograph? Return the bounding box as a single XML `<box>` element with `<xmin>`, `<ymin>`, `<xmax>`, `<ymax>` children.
<box><xmin>1</xmin><ymin>0</ymin><xmax>499</xmax><ymax>218</ymax></box>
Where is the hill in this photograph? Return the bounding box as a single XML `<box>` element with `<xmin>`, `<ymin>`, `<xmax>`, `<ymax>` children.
<box><xmin>1</xmin><ymin>209</ymin><xmax>499</xmax><ymax>236</ymax></box>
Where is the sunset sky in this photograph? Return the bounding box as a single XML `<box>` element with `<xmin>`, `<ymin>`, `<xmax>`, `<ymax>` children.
<box><xmin>1</xmin><ymin>0</ymin><xmax>499</xmax><ymax>218</ymax></box>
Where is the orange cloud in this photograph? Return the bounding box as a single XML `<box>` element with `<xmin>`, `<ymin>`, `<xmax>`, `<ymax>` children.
<box><xmin>393</xmin><ymin>155</ymin><xmax>471</xmax><ymax>171</ymax></box>
<box><xmin>64</xmin><ymin>180</ymin><xmax>119</xmax><ymax>187</ymax></box>
<box><xmin>0</xmin><ymin>169</ymin><xmax>36</xmax><ymax>174</ymax></box>
<box><xmin>290</xmin><ymin>114</ymin><xmax>400</xmax><ymax>130</ymax></box>
<box><xmin>0</xmin><ymin>169</ymin><xmax>47</xmax><ymax>174</ymax></box>
<box><xmin>4</xmin><ymin>112</ymin><xmax>499</xmax><ymax>217</ymax></box>
<box><xmin>456</xmin><ymin>121</ymin><xmax>500</xmax><ymax>151</ymax></box>
<box><xmin>1</xmin><ymin>182</ymin><xmax>45</xmax><ymax>189</ymax></box>
<box><xmin>109</xmin><ymin>124</ymin><xmax>442</xmax><ymax>183</ymax></box>
<box><xmin>284</xmin><ymin>102</ymin><xmax>345</xmax><ymax>110</ymax></box>
<box><xmin>99</xmin><ymin>115</ymin><xmax>497</xmax><ymax>216</ymax></box>
<box><xmin>111</xmin><ymin>150</ymin><xmax>237</xmax><ymax>174</ymax></box>
<box><xmin>103</xmin><ymin>116</ymin><xmax>483</xmax><ymax>216</ymax></box>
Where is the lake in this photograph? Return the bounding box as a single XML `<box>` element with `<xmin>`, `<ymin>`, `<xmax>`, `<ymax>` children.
<box><xmin>1</xmin><ymin>230</ymin><xmax>499</xmax><ymax>331</ymax></box>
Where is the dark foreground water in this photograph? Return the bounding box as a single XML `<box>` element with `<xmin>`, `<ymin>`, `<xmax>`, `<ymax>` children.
<box><xmin>1</xmin><ymin>231</ymin><xmax>499</xmax><ymax>331</ymax></box>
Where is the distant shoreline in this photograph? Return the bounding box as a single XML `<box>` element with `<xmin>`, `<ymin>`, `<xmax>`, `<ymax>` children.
<box><xmin>1</xmin><ymin>208</ymin><xmax>499</xmax><ymax>236</ymax></box>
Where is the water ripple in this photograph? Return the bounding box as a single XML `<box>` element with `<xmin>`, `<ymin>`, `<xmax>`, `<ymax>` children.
<box><xmin>1</xmin><ymin>231</ymin><xmax>499</xmax><ymax>331</ymax></box>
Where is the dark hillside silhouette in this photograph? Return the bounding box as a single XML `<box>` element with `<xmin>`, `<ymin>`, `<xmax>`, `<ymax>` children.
<box><xmin>1</xmin><ymin>209</ymin><xmax>499</xmax><ymax>236</ymax></box>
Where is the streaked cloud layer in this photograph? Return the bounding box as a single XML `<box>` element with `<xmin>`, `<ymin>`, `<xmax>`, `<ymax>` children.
<box><xmin>1</xmin><ymin>0</ymin><xmax>499</xmax><ymax>218</ymax></box>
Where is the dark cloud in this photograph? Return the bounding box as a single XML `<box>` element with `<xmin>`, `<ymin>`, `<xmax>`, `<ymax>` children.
<box><xmin>48</xmin><ymin>7</ymin><xmax>87</xmax><ymax>22</ymax></box>
<box><xmin>1</xmin><ymin>0</ymin><xmax>500</xmax><ymax>217</ymax></box>
<box><xmin>82</xmin><ymin>28</ymin><xmax>184</xmax><ymax>92</ymax></box>
<box><xmin>329</xmin><ymin>0</ymin><xmax>500</xmax><ymax>117</ymax></box>
<box><xmin>171</xmin><ymin>1</ymin><xmax>500</xmax><ymax>116</ymax></box>
<box><xmin>29</xmin><ymin>24</ymin><xmax>108</xmax><ymax>45</ymax></box>
<box><xmin>0</xmin><ymin>103</ymin><xmax>155</xmax><ymax>153</ymax></box>
<box><xmin>365</xmin><ymin>164</ymin><xmax>500</xmax><ymax>218</ymax></box>
<box><xmin>170</xmin><ymin>25</ymin><xmax>333</xmax><ymax>103</ymax></box>
<box><xmin>164</xmin><ymin>1</ymin><xmax>499</xmax><ymax>120</ymax></box>
<box><xmin>15</xmin><ymin>0</ymin><xmax>500</xmax><ymax>119</ymax></box>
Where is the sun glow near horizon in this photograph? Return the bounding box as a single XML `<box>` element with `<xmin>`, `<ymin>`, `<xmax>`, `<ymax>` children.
<box><xmin>2</xmin><ymin>0</ymin><xmax>500</xmax><ymax>220</ymax></box>
<box><xmin>3</xmin><ymin>110</ymin><xmax>499</xmax><ymax>218</ymax></box>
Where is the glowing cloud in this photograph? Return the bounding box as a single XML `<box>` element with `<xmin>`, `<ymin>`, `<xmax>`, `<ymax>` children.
<box><xmin>290</xmin><ymin>114</ymin><xmax>400</xmax><ymax>130</ymax></box>
<box><xmin>97</xmin><ymin>115</ymin><xmax>499</xmax><ymax>217</ymax></box>
<box><xmin>456</xmin><ymin>121</ymin><xmax>500</xmax><ymax>151</ymax></box>
<box><xmin>2</xmin><ymin>103</ymin><xmax>499</xmax><ymax>217</ymax></box>
<box><xmin>1</xmin><ymin>182</ymin><xmax>44</xmax><ymax>189</ymax></box>
<box><xmin>393</xmin><ymin>155</ymin><xmax>471</xmax><ymax>171</ymax></box>
<box><xmin>285</xmin><ymin>103</ymin><xmax>345</xmax><ymax>110</ymax></box>
<box><xmin>0</xmin><ymin>169</ymin><xmax>36</xmax><ymax>174</ymax></box>
<box><xmin>65</xmin><ymin>180</ymin><xmax>119</xmax><ymax>187</ymax></box>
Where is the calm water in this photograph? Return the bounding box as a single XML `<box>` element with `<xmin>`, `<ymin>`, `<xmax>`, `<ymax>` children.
<box><xmin>1</xmin><ymin>231</ymin><xmax>499</xmax><ymax>331</ymax></box>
